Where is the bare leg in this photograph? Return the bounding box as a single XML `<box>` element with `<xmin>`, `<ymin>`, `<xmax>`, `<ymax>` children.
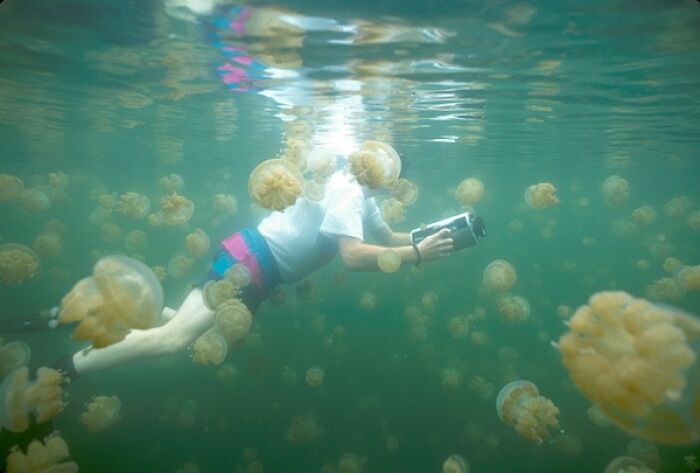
<box><xmin>72</xmin><ymin>288</ymin><xmax>214</xmax><ymax>375</ymax></box>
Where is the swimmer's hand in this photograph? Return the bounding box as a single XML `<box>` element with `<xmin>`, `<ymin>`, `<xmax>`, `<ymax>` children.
<box><xmin>416</xmin><ymin>228</ymin><xmax>453</xmax><ymax>262</ymax></box>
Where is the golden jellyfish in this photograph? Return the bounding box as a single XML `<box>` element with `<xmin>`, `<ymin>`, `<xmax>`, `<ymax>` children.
<box><xmin>0</xmin><ymin>367</ymin><xmax>67</xmax><ymax>432</ymax></box>
<box><xmin>442</xmin><ymin>454</ymin><xmax>469</xmax><ymax>473</ymax></box>
<box><xmin>687</xmin><ymin>210</ymin><xmax>700</xmax><ymax>231</ymax></box>
<box><xmin>380</xmin><ymin>197</ymin><xmax>405</xmax><ymax>224</ymax></box>
<box><xmin>391</xmin><ymin>178</ymin><xmax>419</xmax><ymax>205</ymax></box>
<box><xmin>631</xmin><ymin>206</ymin><xmax>657</xmax><ymax>226</ymax></box>
<box><xmin>80</xmin><ymin>395</ymin><xmax>121</xmax><ymax>432</ymax></box>
<box><xmin>286</xmin><ymin>414</ymin><xmax>321</xmax><ymax>443</ymax></box>
<box><xmin>496</xmin><ymin>294</ymin><xmax>531</xmax><ymax>323</ymax></box>
<box><xmin>33</xmin><ymin>231</ymin><xmax>63</xmax><ymax>259</ymax></box>
<box><xmin>0</xmin><ymin>244</ymin><xmax>39</xmax><ymax>284</ymax></box>
<box><xmin>0</xmin><ymin>174</ymin><xmax>24</xmax><ymax>202</ymax></box>
<box><xmin>19</xmin><ymin>188</ymin><xmax>52</xmax><ymax>213</ymax></box>
<box><xmin>524</xmin><ymin>182</ymin><xmax>558</xmax><ymax>209</ymax></box>
<box><xmin>185</xmin><ymin>228</ymin><xmax>210</xmax><ymax>258</ymax></box>
<box><xmin>359</xmin><ymin>292</ymin><xmax>377</xmax><ymax>311</ymax></box>
<box><xmin>100</xmin><ymin>221</ymin><xmax>123</xmax><ymax>243</ymax></box>
<box><xmin>280</xmin><ymin>137</ymin><xmax>312</xmax><ymax>171</ymax></box>
<box><xmin>469</xmin><ymin>376</ymin><xmax>495</xmax><ymax>399</ymax></box>
<box><xmin>216</xmin><ymin>363</ymin><xmax>237</xmax><ymax>385</ymax></box>
<box><xmin>152</xmin><ymin>265</ymin><xmax>167</xmax><ymax>281</ymax></box>
<box><xmin>158</xmin><ymin>173</ymin><xmax>184</xmax><ymax>193</ymax></box>
<box><xmin>557</xmin><ymin>291</ymin><xmax>700</xmax><ymax>445</ymax></box>
<box><xmin>6</xmin><ymin>432</ymin><xmax>78</xmax><ymax>473</ymax></box>
<box><xmin>215</xmin><ymin>298</ymin><xmax>253</xmax><ymax>342</ymax></box>
<box><xmin>602</xmin><ymin>175</ymin><xmax>630</xmax><ymax>208</ymax></box>
<box><xmin>212</xmin><ymin>193</ymin><xmax>238</xmax><ymax>216</ymax></box>
<box><xmin>305</xmin><ymin>366</ymin><xmax>325</xmax><ymax>387</ymax></box>
<box><xmin>377</xmin><ymin>249</ymin><xmax>401</xmax><ymax>273</ymax></box>
<box><xmin>455</xmin><ymin>178</ymin><xmax>484</xmax><ymax>206</ymax></box>
<box><xmin>337</xmin><ymin>452</ymin><xmax>367</xmax><ymax>473</ymax></box>
<box><xmin>663</xmin><ymin>257</ymin><xmax>683</xmax><ymax>273</ymax></box>
<box><xmin>663</xmin><ymin>196</ymin><xmax>694</xmax><ymax>218</ymax></box>
<box><xmin>645</xmin><ymin>277</ymin><xmax>685</xmax><ymax>301</ymax></box>
<box><xmin>224</xmin><ymin>263</ymin><xmax>252</xmax><ymax>287</ymax></box>
<box><xmin>202</xmin><ymin>279</ymin><xmax>241</xmax><ymax>310</ymax></box>
<box><xmin>441</xmin><ymin>367</ymin><xmax>463</xmax><ymax>389</ymax></box>
<box><xmin>0</xmin><ymin>341</ymin><xmax>31</xmax><ymax>378</ymax></box>
<box><xmin>306</xmin><ymin>146</ymin><xmax>336</xmax><ymax>178</ymax></box>
<box><xmin>557</xmin><ymin>305</ymin><xmax>573</xmax><ymax>319</ymax></box>
<box><xmin>496</xmin><ymin>379</ymin><xmax>560</xmax><ymax>443</ymax></box>
<box><xmin>304</xmin><ymin>178</ymin><xmax>326</xmax><ymax>202</ymax></box>
<box><xmin>191</xmin><ymin>330</ymin><xmax>228</xmax><ymax>365</ymax></box>
<box><xmin>482</xmin><ymin>259</ymin><xmax>517</xmax><ymax>292</ymax></box>
<box><xmin>146</xmin><ymin>212</ymin><xmax>164</xmax><ymax>227</ymax></box>
<box><xmin>447</xmin><ymin>315</ymin><xmax>470</xmax><ymax>339</ymax></box>
<box><xmin>587</xmin><ymin>405</ymin><xmax>611</xmax><ymax>427</ymax></box>
<box><xmin>58</xmin><ymin>255</ymin><xmax>163</xmax><ymax>348</ymax></box>
<box><xmin>167</xmin><ymin>253</ymin><xmax>194</xmax><ymax>279</ymax></box>
<box><xmin>248</xmin><ymin>158</ymin><xmax>303</xmax><ymax>211</ymax></box>
<box><xmin>124</xmin><ymin>230</ymin><xmax>148</xmax><ymax>253</ymax></box>
<box><xmin>116</xmin><ymin>192</ymin><xmax>150</xmax><ymax>219</ymax></box>
<box><xmin>603</xmin><ymin>456</ymin><xmax>655</xmax><ymax>473</ymax></box>
<box><xmin>348</xmin><ymin>141</ymin><xmax>401</xmax><ymax>190</ymax></box>
<box><xmin>675</xmin><ymin>265</ymin><xmax>700</xmax><ymax>291</ymax></box>
<box><xmin>160</xmin><ymin>192</ymin><xmax>194</xmax><ymax>225</ymax></box>
<box><xmin>471</xmin><ymin>331</ymin><xmax>488</xmax><ymax>345</ymax></box>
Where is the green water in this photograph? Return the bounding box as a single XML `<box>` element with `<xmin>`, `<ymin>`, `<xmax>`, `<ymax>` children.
<box><xmin>1</xmin><ymin>0</ymin><xmax>700</xmax><ymax>471</ymax></box>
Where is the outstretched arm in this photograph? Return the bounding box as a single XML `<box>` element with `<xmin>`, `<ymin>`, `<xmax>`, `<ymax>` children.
<box><xmin>371</xmin><ymin>224</ymin><xmax>411</xmax><ymax>247</ymax></box>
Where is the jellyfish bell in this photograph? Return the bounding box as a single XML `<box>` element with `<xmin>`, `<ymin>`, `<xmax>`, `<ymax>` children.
<box><xmin>524</xmin><ymin>182</ymin><xmax>559</xmax><ymax>209</ymax></box>
<box><xmin>33</xmin><ymin>231</ymin><xmax>63</xmax><ymax>259</ymax></box>
<box><xmin>377</xmin><ymin>249</ymin><xmax>401</xmax><ymax>273</ymax></box>
<box><xmin>117</xmin><ymin>192</ymin><xmax>151</xmax><ymax>219</ymax></box>
<box><xmin>496</xmin><ymin>294</ymin><xmax>531</xmax><ymax>323</ymax></box>
<box><xmin>212</xmin><ymin>193</ymin><xmax>238</xmax><ymax>216</ymax></box>
<box><xmin>0</xmin><ymin>174</ymin><xmax>24</xmax><ymax>202</ymax></box>
<box><xmin>558</xmin><ymin>291</ymin><xmax>700</xmax><ymax>445</ymax></box>
<box><xmin>80</xmin><ymin>395</ymin><xmax>122</xmax><ymax>432</ymax></box>
<box><xmin>603</xmin><ymin>456</ymin><xmax>655</xmax><ymax>473</ymax></box>
<box><xmin>191</xmin><ymin>330</ymin><xmax>228</xmax><ymax>365</ymax></box>
<box><xmin>0</xmin><ymin>366</ymin><xmax>67</xmax><ymax>433</ymax></box>
<box><xmin>496</xmin><ymin>379</ymin><xmax>560</xmax><ymax>443</ymax></box>
<box><xmin>203</xmin><ymin>279</ymin><xmax>240</xmax><ymax>310</ymax></box>
<box><xmin>455</xmin><ymin>178</ymin><xmax>484</xmax><ymax>206</ymax></box>
<box><xmin>305</xmin><ymin>366</ymin><xmax>325</xmax><ymax>387</ymax></box>
<box><xmin>248</xmin><ymin>158</ymin><xmax>304</xmax><ymax>211</ymax></box>
<box><xmin>215</xmin><ymin>298</ymin><xmax>253</xmax><ymax>342</ymax></box>
<box><xmin>348</xmin><ymin>141</ymin><xmax>401</xmax><ymax>190</ymax></box>
<box><xmin>224</xmin><ymin>263</ymin><xmax>252</xmax><ymax>287</ymax></box>
<box><xmin>0</xmin><ymin>244</ymin><xmax>39</xmax><ymax>284</ymax></box>
<box><xmin>0</xmin><ymin>341</ymin><xmax>31</xmax><ymax>377</ymax></box>
<box><xmin>158</xmin><ymin>173</ymin><xmax>184</xmax><ymax>193</ymax></box>
<box><xmin>185</xmin><ymin>228</ymin><xmax>210</xmax><ymax>258</ymax></box>
<box><xmin>602</xmin><ymin>175</ymin><xmax>630</xmax><ymax>208</ymax></box>
<box><xmin>58</xmin><ymin>255</ymin><xmax>163</xmax><ymax>348</ymax></box>
<box><xmin>442</xmin><ymin>454</ymin><xmax>470</xmax><ymax>473</ymax></box>
<box><xmin>391</xmin><ymin>178</ymin><xmax>419</xmax><ymax>205</ymax></box>
<box><xmin>19</xmin><ymin>188</ymin><xmax>52</xmax><ymax>213</ymax></box>
<box><xmin>482</xmin><ymin>259</ymin><xmax>517</xmax><ymax>292</ymax></box>
<box><xmin>305</xmin><ymin>146</ymin><xmax>337</xmax><ymax>178</ymax></box>
<box><xmin>6</xmin><ymin>432</ymin><xmax>78</xmax><ymax>473</ymax></box>
<box><xmin>304</xmin><ymin>179</ymin><xmax>326</xmax><ymax>202</ymax></box>
<box><xmin>380</xmin><ymin>197</ymin><xmax>405</xmax><ymax>224</ymax></box>
<box><xmin>167</xmin><ymin>253</ymin><xmax>194</xmax><ymax>279</ymax></box>
<box><xmin>160</xmin><ymin>192</ymin><xmax>194</xmax><ymax>225</ymax></box>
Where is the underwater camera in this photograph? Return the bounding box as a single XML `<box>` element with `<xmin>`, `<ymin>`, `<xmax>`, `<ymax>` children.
<box><xmin>410</xmin><ymin>212</ymin><xmax>486</xmax><ymax>252</ymax></box>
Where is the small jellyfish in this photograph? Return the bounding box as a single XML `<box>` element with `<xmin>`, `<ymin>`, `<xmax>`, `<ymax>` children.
<box><xmin>391</xmin><ymin>178</ymin><xmax>419</xmax><ymax>206</ymax></box>
<box><xmin>216</xmin><ymin>363</ymin><xmax>237</xmax><ymax>385</ymax></box>
<box><xmin>6</xmin><ymin>432</ymin><xmax>78</xmax><ymax>473</ymax></box>
<box><xmin>286</xmin><ymin>414</ymin><xmax>321</xmax><ymax>443</ymax></box>
<box><xmin>124</xmin><ymin>230</ymin><xmax>148</xmax><ymax>253</ymax></box>
<box><xmin>212</xmin><ymin>193</ymin><xmax>238</xmax><ymax>216</ymax></box>
<box><xmin>305</xmin><ymin>366</ymin><xmax>325</xmax><ymax>387</ymax></box>
<box><xmin>19</xmin><ymin>188</ymin><xmax>52</xmax><ymax>213</ymax></box>
<box><xmin>80</xmin><ymin>395</ymin><xmax>122</xmax><ymax>432</ymax></box>
<box><xmin>496</xmin><ymin>379</ymin><xmax>560</xmax><ymax>443</ymax></box>
<box><xmin>348</xmin><ymin>141</ymin><xmax>401</xmax><ymax>190</ymax></box>
<box><xmin>630</xmin><ymin>206</ymin><xmax>657</xmax><ymax>225</ymax></box>
<box><xmin>0</xmin><ymin>174</ymin><xmax>24</xmax><ymax>202</ymax></box>
<box><xmin>447</xmin><ymin>315</ymin><xmax>470</xmax><ymax>339</ymax></box>
<box><xmin>524</xmin><ymin>182</ymin><xmax>558</xmax><ymax>209</ymax></box>
<box><xmin>116</xmin><ymin>192</ymin><xmax>150</xmax><ymax>219</ymax></box>
<box><xmin>191</xmin><ymin>330</ymin><xmax>228</xmax><ymax>365</ymax></box>
<box><xmin>359</xmin><ymin>292</ymin><xmax>377</xmax><ymax>311</ymax></box>
<box><xmin>687</xmin><ymin>210</ymin><xmax>700</xmax><ymax>231</ymax></box>
<box><xmin>482</xmin><ymin>259</ymin><xmax>517</xmax><ymax>292</ymax></box>
<box><xmin>0</xmin><ymin>366</ymin><xmax>68</xmax><ymax>432</ymax></box>
<box><xmin>280</xmin><ymin>137</ymin><xmax>312</xmax><ymax>172</ymax></box>
<box><xmin>305</xmin><ymin>146</ymin><xmax>336</xmax><ymax>178</ymax></box>
<box><xmin>455</xmin><ymin>178</ymin><xmax>484</xmax><ymax>206</ymax></box>
<box><xmin>337</xmin><ymin>452</ymin><xmax>367</xmax><ymax>473</ymax></box>
<box><xmin>203</xmin><ymin>279</ymin><xmax>241</xmax><ymax>310</ymax></box>
<box><xmin>158</xmin><ymin>173</ymin><xmax>184</xmax><ymax>193</ymax></box>
<box><xmin>495</xmin><ymin>294</ymin><xmax>531</xmax><ymax>323</ymax></box>
<box><xmin>167</xmin><ymin>253</ymin><xmax>195</xmax><ymax>279</ymax></box>
<box><xmin>470</xmin><ymin>331</ymin><xmax>488</xmax><ymax>345</ymax></box>
<box><xmin>160</xmin><ymin>192</ymin><xmax>194</xmax><ymax>225</ymax></box>
<box><xmin>603</xmin><ymin>456</ymin><xmax>655</xmax><ymax>473</ymax></box>
<box><xmin>558</xmin><ymin>291</ymin><xmax>700</xmax><ymax>445</ymax></box>
<box><xmin>377</xmin><ymin>249</ymin><xmax>401</xmax><ymax>273</ymax></box>
<box><xmin>215</xmin><ymin>298</ymin><xmax>253</xmax><ymax>342</ymax></box>
<box><xmin>663</xmin><ymin>196</ymin><xmax>694</xmax><ymax>218</ymax></box>
<box><xmin>380</xmin><ymin>197</ymin><xmax>406</xmax><ymax>224</ymax></box>
<box><xmin>442</xmin><ymin>454</ymin><xmax>469</xmax><ymax>473</ymax></box>
<box><xmin>33</xmin><ymin>231</ymin><xmax>63</xmax><ymax>259</ymax></box>
<box><xmin>224</xmin><ymin>263</ymin><xmax>252</xmax><ymax>287</ymax></box>
<box><xmin>0</xmin><ymin>340</ymin><xmax>31</xmax><ymax>378</ymax></box>
<box><xmin>185</xmin><ymin>228</ymin><xmax>210</xmax><ymax>258</ymax></box>
<box><xmin>58</xmin><ymin>255</ymin><xmax>163</xmax><ymax>348</ymax></box>
<box><xmin>645</xmin><ymin>277</ymin><xmax>685</xmax><ymax>301</ymax></box>
<box><xmin>675</xmin><ymin>265</ymin><xmax>700</xmax><ymax>291</ymax></box>
<box><xmin>0</xmin><ymin>244</ymin><xmax>39</xmax><ymax>284</ymax></box>
<box><xmin>304</xmin><ymin>178</ymin><xmax>326</xmax><ymax>202</ymax></box>
<box><xmin>248</xmin><ymin>158</ymin><xmax>304</xmax><ymax>211</ymax></box>
<box><xmin>441</xmin><ymin>367</ymin><xmax>463</xmax><ymax>389</ymax></box>
<box><xmin>626</xmin><ymin>439</ymin><xmax>660</xmax><ymax>471</ymax></box>
<box><xmin>602</xmin><ymin>175</ymin><xmax>630</xmax><ymax>208</ymax></box>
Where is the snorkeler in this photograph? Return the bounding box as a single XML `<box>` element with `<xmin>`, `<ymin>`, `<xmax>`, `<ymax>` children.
<box><xmin>42</xmin><ymin>142</ymin><xmax>483</xmax><ymax>377</ymax></box>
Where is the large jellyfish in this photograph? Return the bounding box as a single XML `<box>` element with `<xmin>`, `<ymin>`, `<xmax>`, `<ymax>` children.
<box><xmin>248</xmin><ymin>158</ymin><xmax>304</xmax><ymax>211</ymax></box>
<box><xmin>215</xmin><ymin>299</ymin><xmax>253</xmax><ymax>342</ymax></box>
<box><xmin>191</xmin><ymin>330</ymin><xmax>228</xmax><ymax>366</ymax></box>
<box><xmin>496</xmin><ymin>380</ymin><xmax>560</xmax><ymax>443</ymax></box>
<box><xmin>557</xmin><ymin>291</ymin><xmax>700</xmax><ymax>445</ymax></box>
<box><xmin>455</xmin><ymin>178</ymin><xmax>484</xmax><ymax>206</ymax></box>
<box><xmin>116</xmin><ymin>192</ymin><xmax>150</xmax><ymax>219</ymax></box>
<box><xmin>0</xmin><ymin>341</ymin><xmax>31</xmax><ymax>378</ymax></box>
<box><xmin>348</xmin><ymin>141</ymin><xmax>401</xmax><ymax>190</ymax></box>
<box><xmin>524</xmin><ymin>182</ymin><xmax>558</xmax><ymax>209</ymax></box>
<box><xmin>0</xmin><ymin>174</ymin><xmax>24</xmax><ymax>202</ymax></box>
<box><xmin>58</xmin><ymin>255</ymin><xmax>163</xmax><ymax>348</ymax></box>
<box><xmin>442</xmin><ymin>454</ymin><xmax>469</xmax><ymax>473</ymax></box>
<box><xmin>80</xmin><ymin>395</ymin><xmax>122</xmax><ymax>432</ymax></box>
<box><xmin>160</xmin><ymin>192</ymin><xmax>194</xmax><ymax>225</ymax></box>
<box><xmin>482</xmin><ymin>259</ymin><xmax>517</xmax><ymax>292</ymax></box>
<box><xmin>0</xmin><ymin>244</ymin><xmax>39</xmax><ymax>284</ymax></box>
<box><xmin>0</xmin><ymin>367</ymin><xmax>68</xmax><ymax>432</ymax></box>
<box><xmin>377</xmin><ymin>249</ymin><xmax>401</xmax><ymax>273</ymax></box>
<box><xmin>5</xmin><ymin>432</ymin><xmax>78</xmax><ymax>473</ymax></box>
<box><xmin>602</xmin><ymin>175</ymin><xmax>630</xmax><ymax>208</ymax></box>
<box><xmin>185</xmin><ymin>228</ymin><xmax>210</xmax><ymax>258</ymax></box>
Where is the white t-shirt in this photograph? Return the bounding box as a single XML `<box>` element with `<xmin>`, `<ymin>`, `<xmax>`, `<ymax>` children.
<box><xmin>257</xmin><ymin>171</ymin><xmax>388</xmax><ymax>283</ymax></box>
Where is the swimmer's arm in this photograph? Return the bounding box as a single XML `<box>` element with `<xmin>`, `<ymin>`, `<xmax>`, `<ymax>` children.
<box><xmin>337</xmin><ymin>236</ymin><xmax>419</xmax><ymax>271</ymax></box>
<box><xmin>371</xmin><ymin>224</ymin><xmax>411</xmax><ymax>247</ymax></box>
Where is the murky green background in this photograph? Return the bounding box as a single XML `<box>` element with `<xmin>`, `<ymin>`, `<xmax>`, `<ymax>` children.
<box><xmin>1</xmin><ymin>0</ymin><xmax>699</xmax><ymax>471</ymax></box>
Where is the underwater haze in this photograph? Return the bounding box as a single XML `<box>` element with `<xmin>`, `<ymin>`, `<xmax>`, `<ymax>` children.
<box><xmin>1</xmin><ymin>0</ymin><xmax>700</xmax><ymax>472</ymax></box>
